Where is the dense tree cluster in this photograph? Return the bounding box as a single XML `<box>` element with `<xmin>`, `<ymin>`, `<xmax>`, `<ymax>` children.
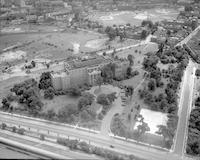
<box><xmin>187</xmin><ymin>95</ymin><xmax>200</xmax><ymax>156</ymax></box>
<box><xmin>139</xmin><ymin>45</ymin><xmax>189</xmax><ymax>148</ymax></box>
<box><xmin>78</xmin><ymin>92</ymin><xmax>94</xmax><ymax>111</ymax></box>
<box><xmin>97</xmin><ymin>92</ymin><xmax>117</xmax><ymax>106</ymax></box>
<box><xmin>38</xmin><ymin>72</ymin><xmax>53</xmax><ymax>90</ymax></box>
<box><xmin>57</xmin><ymin>104</ymin><xmax>78</xmax><ymax>124</ymax></box>
<box><xmin>44</xmin><ymin>87</ymin><xmax>55</xmax><ymax>100</ymax></box>
<box><xmin>101</xmin><ymin>63</ymin><xmax>116</xmax><ymax>83</ymax></box>
<box><xmin>105</xmin><ymin>26</ymin><xmax>118</xmax><ymax>41</ymax></box>
<box><xmin>38</xmin><ymin>72</ymin><xmax>55</xmax><ymax>100</ymax></box>
<box><xmin>7</xmin><ymin>79</ymin><xmax>43</xmax><ymax>115</ymax></box>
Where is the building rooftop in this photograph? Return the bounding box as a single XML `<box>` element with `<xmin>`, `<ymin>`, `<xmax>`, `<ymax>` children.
<box><xmin>65</xmin><ymin>56</ymin><xmax>111</xmax><ymax>70</ymax></box>
<box><xmin>51</xmin><ymin>72</ymin><xmax>68</xmax><ymax>78</ymax></box>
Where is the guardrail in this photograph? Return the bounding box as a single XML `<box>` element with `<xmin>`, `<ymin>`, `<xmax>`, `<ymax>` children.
<box><xmin>0</xmin><ymin>111</ymin><xmax>100</xmax><ymax>134</ymax></box>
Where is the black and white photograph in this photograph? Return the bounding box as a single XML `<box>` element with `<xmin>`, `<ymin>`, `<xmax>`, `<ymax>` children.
<box><xmin>0</xmin><ymin>0</ymin><xmax>200</xmax><ymax>159</ymax></box>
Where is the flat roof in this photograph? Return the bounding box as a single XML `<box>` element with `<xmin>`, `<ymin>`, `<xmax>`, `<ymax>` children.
<box><xmin>66</xmin><ymin>57</ymin><xmax>111</xmax><ymax>70</ymax></box>
<box><xmin>51</xmin><ymin>72</ymin><xmax>68</xmax><ymax>78</ymax></box>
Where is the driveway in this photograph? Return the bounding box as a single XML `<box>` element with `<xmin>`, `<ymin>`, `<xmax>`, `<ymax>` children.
<box><xmin>100</xmin><ymin>91</ymin><xmax>124</xmax><ymax>136</ymax></box>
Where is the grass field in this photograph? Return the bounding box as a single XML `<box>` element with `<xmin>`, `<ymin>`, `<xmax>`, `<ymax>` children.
<box><xmin>0</xmin><ymin>30</ymin><xmax>104</xmax><ymax>61</ymax></box>
<box><xmin>41</xmin><ymin>95</ymin><xmax>79</xmax><ymax>114</ymax></box>
<box><xmin>88</xmin><ymin>8</ymin><xmax>179</xmax><ymax>26</ymax></box>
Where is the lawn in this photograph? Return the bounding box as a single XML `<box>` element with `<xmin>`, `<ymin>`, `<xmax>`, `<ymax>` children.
<box><xmin>41</xmin><ymin>95</ymin><xmax>79</xmax><ymax>114</ymax></box>
<box><xmin>0</xmin><ymin>30</ymin><xmax>104</xmax><ymax>61</ymax></box>
<box><xmin>116</xmin><ymin>43</ymin><xmax>158</xmax><ymax>66</ymax></box>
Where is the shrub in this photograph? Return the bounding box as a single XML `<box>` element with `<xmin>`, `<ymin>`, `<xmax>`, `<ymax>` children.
<box><xmin>12</xmin><ymin>126</ymin><xmax>17</xmax><ymax>133</ymax></box>
<box><xmin>98</xmin><ymin>113</ymin><xmax>104</xmax><ymax>120</ymax></box>
<box><xmin>17</xmin><ymin>128</ymin><xmax>25</xmax><ymax>135</ymax></box>
<box><xmin>132</xmin><ymin>70</ymin><xmax>139</xmax><ymax>76</ymax></box>
<box><xmin>1</xmin><ymin>123</ymin><xmax>7</xmax><ymax>130</ymax></box>
<box><xmin>40</xmin><ymin>134</ymin><xmax>45</xmax><ymax>141</ymax></box>
<box><xmin>57</xmin><ymin>137</ymin><xmax>69</xmax><ymax>146</ymax></box>
<box><xmin>79</xmin><ymin>141</ymin><xmax>91</xmax><ymax>153</ymax></box>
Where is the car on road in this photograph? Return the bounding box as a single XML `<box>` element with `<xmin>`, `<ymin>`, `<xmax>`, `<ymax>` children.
<box><xmin>110</xmin><ymin>145</ymin><xmax>114</xmax><ymax>148</ymax></box>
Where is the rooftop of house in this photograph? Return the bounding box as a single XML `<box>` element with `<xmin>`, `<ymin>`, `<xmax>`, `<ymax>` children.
<box><xmin>65</xmin><ymin>56</ymin><xmax>111</xmax><ymax>70</ymax></box>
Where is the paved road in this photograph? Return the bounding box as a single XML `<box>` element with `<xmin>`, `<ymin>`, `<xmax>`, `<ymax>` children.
<box><xmin>97</xmin><ymin>34</ymin><xmax>154</xmax><ymax>56</ymax></box>
<box><xmin>100</xmin><ymin>91</ymin><xmax>123</xmax><ymax>136</ymax></box>
<box><xmin>0</xmin><ymin>111</ymin><xmax>191</xmax><ymax>160</ymax></box>
<box><xmin>173</xmin><ymin>61</ymin><xmax>196</xmax><ymax>157</ymax></box>
<box><xmin>176</xmin><ymin>26</ymin><xmax>200</xmax><ymax>47</ymax></box>
<box><xmin>0</xmin><ymin>129</ymin><xmax>99</xmax><ymax>160</ymax></box>
<box><xmin>0</xmin><ymin>143</ymin><xmax>42</xmax><ymax>159</ymax></box>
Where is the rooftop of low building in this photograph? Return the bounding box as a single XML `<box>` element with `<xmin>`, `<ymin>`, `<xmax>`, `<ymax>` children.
<box><xmin>65</xmin><ymin>56</ymin><xmax>111</xmax><ymax>70</ymax></box>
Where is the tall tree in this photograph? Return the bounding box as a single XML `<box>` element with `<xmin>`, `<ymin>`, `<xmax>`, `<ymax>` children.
<box><xmin>95</xmin><ymin>76</ymin><xmax>103</xmax><ymax>89</ymax></box>
<box><xmin>127</xmin><ymin>54</ymin><xmax>134</xmax><ymax>66</ymax></box>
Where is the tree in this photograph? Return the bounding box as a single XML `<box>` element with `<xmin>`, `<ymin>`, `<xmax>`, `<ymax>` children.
<box><xmin>67</xmin><ymin>87</ymin><xmax>81</xmax><ymax>97</ymax></box>
<box><xmin>166</xmin><ymin>30</ymin><xmax>171</xmax><ymax>37</ymax></box>
<box><xmin>126</xmin><ymin>67</ymin><xmax>132</xmax><ymax>78</ymax></box>
<box><xmin>46</xmin><ymin>109</ymin><xmax>56</xmax><ymax>120</ymax></box>
<box><xmin>137</xmin><ymin>122</ymin><xmax>150</xmax><ymax>136</ymax></box>
<box><xmin>97</xmin><ymin>94</ymin><xmax>110</xmax><ymax>106</ymax></box>
<box><xmin>101</xmin><ymin>63</ymin><xmax>116</xmax><ymax>83</ymax></box>
<box><xmin>58</xmin><ymin>104</ymin><xmax>78</xmax><ymax>123</ymax></box>
<box><xmin>44</xmin><ymin>87</ymin><xmax>55</xmax><ymax>100</ymax></box>
<box><xmin>31</xmin><ymin>61</ymin><xmax>36</xmax><ymax>68</ymax></box>
<box><xmin>80</xmin><ymin>110</ymin><xmax>91</xmax><ymax>121</ymax></box>
<box><xmin>105</xmin><ymin>26</ymin><xmax>117</xmax><ymax>40</ymax></box>
<box><xmin>39</xmin><ymin>72</ymin><xmax>52</xmax><ymax>90</ymax></box>
<box><xmin>141</xmin><ymin>20</ymin><xmax>153</xmax><ymax>29</ymax></box>
<box><xmin>77</xmin><ymin>92</ymin><xmax>94</xmax><ymax>111</ymax></box>
<box><xmin>127</xmin><ymin>54</ymin><xmax>134</xmax><ymax>66</ymax></box>
<box><xmin>107</xmin><ymin>92</ymin><xmax>117</xmax><ymax>104</ymax></box>
<box><xmin>125</xmin><ymin>86</ymin><xmax>134</xmax><ymax>99</ymax></box>
<box><xmin>111</xmin><ymin>116</ymin><xmax>126</xmax><ymax>137</ymax></box>
<box><xmin>191</xmin><ymin>20</ymin><xmax>198</xmax><ymax>31</ymax></box>
<box><xmin>148</xmin><ymin>79</ymin><xmax>156</xmax><ymax>91</ymax></box>
<box><xmin>1</xmin><ymin>98</ymin><xmax>10</xmax><ymax>111</ymax></box>
<box><xmin>141</xmin><ymin>30</ymin><xmax>148</xmax><ymax>39</ymax></box>
<box><xmin>95</xmin><ymin>76</ymin><xmax>103</xmax><ymax>89</ymax></box>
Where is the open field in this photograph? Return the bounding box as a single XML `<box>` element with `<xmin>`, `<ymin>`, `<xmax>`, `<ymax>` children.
<box><xmin>42</xmin><ymin>95</ymin><xmax>79</xmax><ymax>114</ymax></box>
<box><xmin>116</xmin><ymin>42</ymin><xmax>158</xmax><ymax>66</ymax></box>
<box><xmin>87</xmin><ymin>8</ymin><xmax>179</xmax><ymax>26</ymax></box>
<box><xmin>0</xmin><ymin>30</ymin><xmax>104</xmax><ymax>61</ymax></box>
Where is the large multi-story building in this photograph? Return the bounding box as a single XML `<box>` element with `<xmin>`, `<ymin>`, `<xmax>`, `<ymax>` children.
<box><xmin>51</xmin><ymin>56</ymin><xmax>110</xmax><ymax>90</ymax></box>
<box><xmin>51</xmin><ymin>56</ymin><xmax>129</xmax><ymax>90</ymax></box>
<box><xmin>64</xmin><ymin>56</ymin><xmax>111</xmax><ymax>86</ymax></box>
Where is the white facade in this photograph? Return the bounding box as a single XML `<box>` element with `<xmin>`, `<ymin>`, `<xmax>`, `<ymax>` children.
<box><xmin>51</xmin><ymin>72</ymin><xmax>70</xmax><ymax>90</ymax></box>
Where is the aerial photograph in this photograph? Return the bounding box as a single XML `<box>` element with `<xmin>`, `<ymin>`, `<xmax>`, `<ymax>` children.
<box><xmin>0</xmin><ymin>0</ymin><xmax>200</xmax><ymax>159</ymax></box>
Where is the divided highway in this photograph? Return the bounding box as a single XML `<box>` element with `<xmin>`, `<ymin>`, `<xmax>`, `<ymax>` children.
<box><xmin>0</xmin><ymin>111</ymin><xmax>193</xmax><ymax>160</ymax></box>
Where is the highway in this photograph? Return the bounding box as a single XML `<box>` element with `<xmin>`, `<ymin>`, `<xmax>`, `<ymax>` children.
<box><xmin>0</xmin><ymin>142</ymin><xmax>47</xmax><ymax>159</ymax></box>
<box><xmin>0</xmin><ymin>111</ymin><xmax>192</xmax><ymax>160</ymax></box>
